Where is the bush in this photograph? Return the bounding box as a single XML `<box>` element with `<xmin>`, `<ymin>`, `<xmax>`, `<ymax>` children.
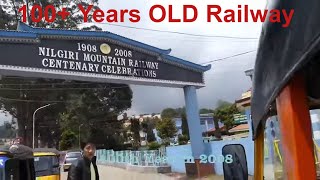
<box><xmin>178</xmin><ymin>135</ymin><xmax>189</xmax><ymax>145</ymax></box>
<box><xmin>148</xmin><ymin>141</ymin><xmax>161</xmax><ymax>150</ymax></box>
<box><xmin>59</xmin><ymin>130</ymin><xmax>77</xmax><ymax>150</ymax></box>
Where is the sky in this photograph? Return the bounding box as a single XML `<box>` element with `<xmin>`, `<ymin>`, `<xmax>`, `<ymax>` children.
<box><xmin>86</xmin><ymin>0</ymin><xmax>268</xmax><ymax>116</ymax></box>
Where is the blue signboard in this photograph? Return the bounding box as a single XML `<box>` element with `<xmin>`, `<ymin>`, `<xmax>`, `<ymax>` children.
<box><xmin>0</xmin><ymin>156</ymin><xmax>8</xmax><ymax>168</ymax></box>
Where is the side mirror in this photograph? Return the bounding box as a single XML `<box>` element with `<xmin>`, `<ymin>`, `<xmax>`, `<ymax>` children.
<box><xmin>222</xmin><ymin>144</ymin><xmax>248</xmax><ymax>180</ymax></box>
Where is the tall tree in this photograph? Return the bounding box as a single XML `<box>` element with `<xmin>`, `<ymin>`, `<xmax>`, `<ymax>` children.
<box><xmin>181</xmin><ymin>113</ymin><xmax>189</xmax><ymax>139</ymax></box>
<box><xmin>161</xmin><ymin>108</ymin><xmax>178</xmax><ymax>119</ymax></box>
<box><xmin>156</xmin><ymin>118</ymin><xmax>177</xmax><ymax>146</ymax></box>
<box><xmin>214</xmin><ymin>103</ymin><xmax>240</xmax><ymax>134</ymax></box>
<box><xmin>142</xmin><ymin>118</ymin><xmax>156</xmax><ymax>143</ymax></box>
<box><xmin>130</xmin><ymin>118</ymin><xmax>140</xmax><ymax>150</ymax></box>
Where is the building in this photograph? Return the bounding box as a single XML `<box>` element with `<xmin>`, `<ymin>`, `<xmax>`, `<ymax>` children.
<box><xmin>172</xmin><ymin>113</ymin><xmax>215</xmax><ymax>136</ymax></box>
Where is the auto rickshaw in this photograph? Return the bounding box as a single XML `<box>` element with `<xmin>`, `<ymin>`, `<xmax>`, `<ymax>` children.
<box><xmin>0</xmin><ymin>144</ymin><xmax>36</xmax><ymax>180</ymax></box>
<box><xmin>0</xmin><ymin>150</ymin><xmax>12</xmax><ymax>179</ymax></box>
<box><xmin>33</xmin><ymin>148</ymin><xmax>60</xmax><ymax>180</ymax></box>
<box><xmin>222</xmin><ymin>0</ymin><xmax>320</xmax><ymax>179</ymax></box>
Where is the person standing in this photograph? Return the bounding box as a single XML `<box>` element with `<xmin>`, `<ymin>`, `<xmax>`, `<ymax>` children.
<box><xmin>67</xmin><ymin>142</ymin><xmax>100</xmax><ymax>180</ymax></box>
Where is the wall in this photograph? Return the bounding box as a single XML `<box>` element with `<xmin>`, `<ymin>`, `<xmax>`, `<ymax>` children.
<box><xmin>166</xmin><ymin>138</ymin><xmax>255</xmax><ymax>175</ymax></box>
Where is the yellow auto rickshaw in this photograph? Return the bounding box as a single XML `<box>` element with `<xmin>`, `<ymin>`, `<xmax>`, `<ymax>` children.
<box><xmin>0</xmin><ymin>144</ymin><xmax>36</xmax><ymax>180</ymax></box>
<box><xmin>33</xmin><ymin>148</ymin><xmax>60</xmax><ymax>180</ymax></box>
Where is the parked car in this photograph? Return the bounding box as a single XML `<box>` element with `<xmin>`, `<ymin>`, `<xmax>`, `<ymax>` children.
<box><xmin>62</xmin><ymin>151</ymin><xmax>82</xmax><ymax>172</ymax></box>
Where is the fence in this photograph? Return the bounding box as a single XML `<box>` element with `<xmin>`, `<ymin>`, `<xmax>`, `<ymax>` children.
<box><xmin>96</xmin><ymin>147</ymin><xmax>168</xmax><ymax>167</ymax></box>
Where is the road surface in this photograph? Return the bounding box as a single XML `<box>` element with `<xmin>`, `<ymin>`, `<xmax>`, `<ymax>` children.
<box><xmin>61</xmin><ymin>165</ymin><xmax>229</xmax><ymax>180</ymax></box>
<box><xmin>61</xmin><ymin>165</ymin><xmax>182</xmax><ymax>180</ymax></box>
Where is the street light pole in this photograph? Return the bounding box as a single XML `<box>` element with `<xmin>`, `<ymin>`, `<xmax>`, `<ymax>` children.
<box><xmin>32</xmin><ymin>103</ymin><xmax>55</xmax><ymax>149</ymax></box>
<box><xmin>79</xmin><ymin>124</ymin><xmax>84</xmax><ymax>149</ymax></box>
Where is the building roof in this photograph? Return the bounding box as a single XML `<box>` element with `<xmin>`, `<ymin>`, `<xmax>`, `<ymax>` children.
<box><xmin>235</xmin><ymin>89</ymin><xmax>252</xmax><ymax>107</ymax></box>
<box><xmin>229</xmin><ymin>124</ymin><xmax>249</xmax><ymax>133</ymax></box>
<box><xmin>206</xmin><ymin>126</ymin><xmax>226</xmax><ymax>133</ymax></box>
<box><xmin>0</xmin><ymin>22</ymin><xmax>211</xmax><ymax>73</ymax></box>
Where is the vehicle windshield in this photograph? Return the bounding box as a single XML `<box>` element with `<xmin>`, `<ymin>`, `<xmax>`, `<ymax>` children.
<box><xmin>66</xmin><ymin>152</ymin><xmax>81</xmax><ymax>158</ymax></box>
<box><xmin>34</xmin><ymin>156</ymin><xmax>58</xmax><ymax>172</ymax></box>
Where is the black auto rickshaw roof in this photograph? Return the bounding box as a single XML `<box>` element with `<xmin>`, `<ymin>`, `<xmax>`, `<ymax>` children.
<box><xmin>251</xmin><ymin>0</ymin><xmax>320</xmax><ymax>139</ymax></box>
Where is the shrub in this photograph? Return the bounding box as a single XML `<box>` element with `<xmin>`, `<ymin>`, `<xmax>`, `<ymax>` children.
<box><xmin>178</xmin><ymin>135</ymin><xmax>189</xmax><ymax>145</ymax></box>
<box><xmin>148</xmin><ymin>141</ymin><xmax>161</xmax><ymax>150</ymax></box>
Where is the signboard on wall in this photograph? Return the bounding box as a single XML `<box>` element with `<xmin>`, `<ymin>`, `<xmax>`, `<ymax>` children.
<box><xmin>233</xmin><ymin>114</ymin><xmax>248</xmax><ymax>124</ymax></box>
<box><xmin>0</xmin><ymin>38</ymin><xmax>204</xmax><ymax>86</ymax></box>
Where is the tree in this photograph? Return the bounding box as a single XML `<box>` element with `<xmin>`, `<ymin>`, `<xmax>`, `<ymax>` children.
<box><xmin>0</xmin><ymin>2</ymin><xmax>16</xmax><ymax>30</ymax></box>
<box><xmin>147</xmin><ymin>127</ymin><xmax>156</xmax><ymax>142</ymax></box>
<box><xmin>59</xmin><ymin>83</ymin><xmax>132</xmax><ymax>139</ymax></box>
<box><xmin>175</xmin><ymin>107</ymin><xmax>186</xmax><ymax>117</ymax></box>
<box><xmin>212</xmin><ymin>114</ymin><xmax>222</xmax><ymax>139</ymax></box>
<box><xmin>199</xmin><ymin>108</ymin><xmax>214</xmax><ymax>114</ymax></box>
<box><xmin>156</xmin><ymin>118</ymin><xmax>177</xmax><ymax>146</ymax></box>
<box><xmin>0</xmin><ymin>122</ymin><xmax>16</xmax><ymax>138</ymax></box>
<box><xmin>130</xmin><ymin>118</ymin><xmax>140</xmax><ymax>150</ymax></box>
<box><xmin>140</xmin><ymin>117</ymin><xmax>157</xmax><ymax>143</ymax></box>
<box><xmin>216</xmin><ymin>100</ymin><xmax>232</xmax><ymax>109</ymax></box>
<box><xmin>161</xmin><ymin>108</ymin><xmax>178</xmax><ymax>119</ymax></box>
<box><xmin>59</xmin><ymin>129</ymin><xmax>77</xmax><ymax>150</ymax></box>
<box><xmin>178</xmin><ymin>134</ymin><xmax>189</xmax><ymax>145</ymax></box>
<box><xmin>181</xmin><ymin>113</ymin><xmax>189</xmax><ymax>139</ymax></box>
<box><xmin>214</xmin><ymin>103</ymin><xmax>240</xmax><ymax>134</ymax></box>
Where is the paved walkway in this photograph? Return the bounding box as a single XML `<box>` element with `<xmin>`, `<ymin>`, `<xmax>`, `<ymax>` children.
<box><xmin>62</xmin><ymin>165</ymin><xmax>179</xmax><ymax>180</ymax></box>
<box><xmin>61</xmin><ymin>165</ymin><xmax>228</xmax><ymax>180</ymax></box>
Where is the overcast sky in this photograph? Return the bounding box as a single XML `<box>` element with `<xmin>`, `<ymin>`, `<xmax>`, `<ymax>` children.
<box><xmin>87</xmin><ymin>0</ymin><xmax>267</xmax><ymax>116</ymax></box>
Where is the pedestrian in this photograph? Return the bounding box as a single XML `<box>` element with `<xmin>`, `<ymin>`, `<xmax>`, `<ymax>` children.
<box><xmin>67</xmin><ymin>142</ymin><xmax>99</xmax><ymax>180</ymax></box>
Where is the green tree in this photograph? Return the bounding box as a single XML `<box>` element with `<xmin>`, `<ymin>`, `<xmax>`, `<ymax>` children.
<box><xmin>130</xmin><ymin>118</ymin><xmax>140</xmax><ymax>150</ymax></box>
<box><xmin>140</xmin><ymin>117</ymin><xmax>157</xmax><ymax>143</ymax></box>
<box><xmin>146</xmin><ymin>127</ymin><xmax>156</xmax><ymax>142</ymax></box>
<box><xmin>175</xmin><ymin>107</ymin><xmax>185</xmax><ymax>117</ymax></box>
<box><xmin>59</xmin><ymin>83</ymin><xmax>132</xmax><ymax>138</ymax></box>
<box><xmin>178</xmin><ymin>134</ymin><xmax>189</xmax><ymax>145</ymax></box>
<box><xmin>0</xmin><ymin>122</ymin><xmax>16</xmax><ymax>138</ymax></box>
<box><xmin>148</xmin><ymin>141</ymin><xmax>161</xmax><ymax>150</ymax></box>
<box><xmin>214</xmin><ymin>103</ymin><xmax>240</xmax><ymax>134</ymax></box>
<box><xmin>199</xmin><ymin>108</ymin><xmax>214</xmax><ymax>114</ymax></box>
<box><xmin>59</xmin><ymin>129</ymin><xmax>77</xmax><ymax>150</ymax></box>
<box><xmin>181</xmin><ymin>113</ymin><xmax>189</xmax><ymax>139</ymax></box>
<box><xmin>156</xmin><ymin>118</ymin><xmax>177</xmax><ymax>146</ymax></box>
<box><xmin>161</xmin><ymin>108</ymin><xmax>178</xmax><ymax>119</ymax></box>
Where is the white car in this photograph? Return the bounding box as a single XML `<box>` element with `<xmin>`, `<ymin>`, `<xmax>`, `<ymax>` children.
<box><xmin>63</xmin><ymin>151</ymin><xmax>82</xmax><ymax>172</ymax></box>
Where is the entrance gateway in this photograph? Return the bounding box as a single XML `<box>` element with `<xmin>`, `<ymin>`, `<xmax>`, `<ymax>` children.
<box><xmin>0</xmin><ymin>22</ymin><xmax>212</xmax><ymax>176</ymax></box>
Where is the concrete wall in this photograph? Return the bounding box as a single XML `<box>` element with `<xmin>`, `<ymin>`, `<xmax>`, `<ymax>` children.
<box><xmin>166</xmin><ymin>138</ymin><xmax>254</xmax><ymax>175</ymax></box>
